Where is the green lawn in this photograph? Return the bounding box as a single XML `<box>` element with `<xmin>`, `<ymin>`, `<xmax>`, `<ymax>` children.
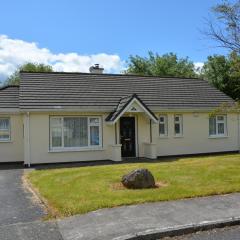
<box><xmin>27</xmin><ymin>154</ymin><xmax>240</xmax><ymax>218</ymax></box>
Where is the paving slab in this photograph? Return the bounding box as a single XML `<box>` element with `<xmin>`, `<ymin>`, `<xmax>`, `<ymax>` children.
<box><xmin>57</xmin><ymin>193</ymin><xmax>240</xmax><ymax>240</ymax></box>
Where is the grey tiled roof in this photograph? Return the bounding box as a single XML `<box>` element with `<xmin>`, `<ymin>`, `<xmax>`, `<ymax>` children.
<box><xmin>19</xmin><ymin>72</ymin><xmax>234</xmax><ymax>111</ymax></box>
<box><xmin>0</xmin><ymin>86</ymin><xmax>19</xmax><ymax>109</ymax></box>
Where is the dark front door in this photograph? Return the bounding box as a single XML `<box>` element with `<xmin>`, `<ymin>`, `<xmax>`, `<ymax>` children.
<box><xmin>120</xmin><ymin>117</ymin><xmax>136</xmax><ymax>157</ymax></box>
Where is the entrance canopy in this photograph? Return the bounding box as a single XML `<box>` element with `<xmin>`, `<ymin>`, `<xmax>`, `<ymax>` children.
<box><xmin>105</xmin><ymin>94</ymin><xmax>158</xmax><ymax>124</ymax></box>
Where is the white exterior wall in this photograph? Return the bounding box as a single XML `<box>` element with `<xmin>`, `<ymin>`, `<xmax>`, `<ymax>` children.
<box><xmin>0</xmin><ymin>111</ymin><xmax>233</xmax><ymax>164</ymax></box>
<box><xmin>27</xmin><ymin>112</ymin><xmax>116</xmax><ymax>164</ymax></box>
<box><xmin>152</xmin><ymin>112</ymin><xmax>239</xmax><ymax>156</ymax></box>
<box><xmin>0</xmin><ymin>114</ymin><xmax>24</xmax><ymax>162</ymax></box>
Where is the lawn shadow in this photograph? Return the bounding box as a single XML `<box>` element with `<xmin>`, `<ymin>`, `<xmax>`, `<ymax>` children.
<box><xmin>27</xmin><ymin>151</ymin><xmax>238</xmax><ymax>171</ymax></box>
<box><xmin>0</xmin><ymin>162</ymin><xmax>25</xmax><ymax>170</ymax></box>
<box><xmin>111</xmin><ymin>181</ymin><xmax>169</xmax><ymax>191</ymax></box>
<box><xmin>33</xmin><ymin>157</ymin><xmax>184</xmax><ymax>171</ymax></box>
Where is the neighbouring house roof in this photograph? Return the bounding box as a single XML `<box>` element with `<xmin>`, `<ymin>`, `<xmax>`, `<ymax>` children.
<box><xmin>105</xmin><ymin>94</ymin><xmax>158</xmax><ymax>124</ymax></box>
<box><xmin>18</xmin><ymin>72</ymin><xmax>234</xmax><ymax>111</ymax></box>
<box><xmin>0</xmin><ymin>86</ymin><xmax>19</xmax><ymax>109</ymax></box>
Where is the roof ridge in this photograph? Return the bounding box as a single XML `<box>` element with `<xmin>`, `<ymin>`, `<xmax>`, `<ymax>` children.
<box><xmin>20</xmin><ymin>71</ymin><xmax>202</xmax><ymax>80</ymax></box>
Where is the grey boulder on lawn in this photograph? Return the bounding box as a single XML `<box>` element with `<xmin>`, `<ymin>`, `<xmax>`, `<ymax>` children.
<box><xmin>121</xmin><ymin>168</ymin><xmax>156</xmax><ymax>189</ymax></box>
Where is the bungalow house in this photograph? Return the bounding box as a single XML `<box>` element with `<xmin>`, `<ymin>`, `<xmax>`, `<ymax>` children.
<box><xmin>0</xmin><ymin>65</ymin><xmax>239</xmax><ymax>165</ymax></box>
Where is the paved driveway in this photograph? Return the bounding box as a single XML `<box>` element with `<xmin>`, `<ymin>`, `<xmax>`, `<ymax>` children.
<box><xmin>0</xmin><ymin>164</ymin><xmax>63</xmax><ymax>240</ymax></box>
<box><xmin>0</xmin><ymin>164</ymin><xmax>45</xmax><ymax>226</ymax></box>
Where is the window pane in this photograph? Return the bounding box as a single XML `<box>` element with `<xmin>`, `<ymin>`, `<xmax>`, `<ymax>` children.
<box><xmin>0</xmin><ymin>119</ymin><xmax>10</xmax><ymax>141</ymax></box>
<box><xmin>64</xmin><ymin>118</ymin><xmax>81</xmax><ymax>147</ymax></box>
<box><xmin>175</xmin><ymin>116</ymin><xmax>180</xmax><ymax>122</ymax></box>
<box><xmin>51</xmin><ymin>127</ymin><xmax>62</xmax><ymax>147</ymax></box>
<box><xmin>218</xmin><ymin>122</ymin><xmax>225</xmax><ymax>134</ymax></box>
<box><xmin>0</xmin><ymin>118</ymin><xmax>9</xmax><ymax>130</ymax></box>
<box><xmin>175</xmin><ymin>123</ymin><xmax>180</xmax><ymax>134</ymax></box>
<box><xmin>64</xmin><ymin>117</ymin><xmax>88</xmax><ymax>147</ymax></box>
<box><xmin>0</xmin><ymin>135</ymin><xmax>9</xmax><ymax>140</ymax></box>
<box><xmin>79</xmin><ymin>118</ymin><xmax>88</xmax><ymax>146</ymax></box>
<box><xmin>90</xmin><ymin>118</ymin><xmax>99</xmax><ymax>124</ymax></box>
<box><xmin>90</xmin><ymin>126</ymin><xmax>100</xmax><ymax>146</ymax></box>
<box><xmin>159</xmin><ymin>117</ymin><xmax>164</xmax><ymax>123</ymax></box>
<box><xmin>0</xmin><ymin>129</ymin><xmax>10</xmax><ymax>140</ymax></box>
<box><xmin>209</xmin><ymin>117</ymin><xmax>216</xmax><ymax>135</ymax></box>
<box><xmin>51</xmin><ymin>118</ymin><xmax>62</xmax><ymax>127</ymax></box>
<box><xmin>159</xmin><ymin>123</ymin><xmax>165</xmax><ymax>135</ymax></box>
<box><xmin>217</xmin><ymin>116</ymin><xmax>224</xmax><ymax>121</ymax></box>
<box><xmin>50</xmin><ymin>116</ymin><xmax>102</xmax><ymax>149</ymax></box>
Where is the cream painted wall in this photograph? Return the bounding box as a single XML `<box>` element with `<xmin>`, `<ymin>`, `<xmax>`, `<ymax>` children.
<box><xmin>27</xmin><ymin>112</ymin><xmax>116</xmax><ymax>164</ymax></box>
<box><xmin>22</xmin><ymin>111</ymin><xmax>239</xmax><ymax>164</ymax></box>
<box><xmin>136</xmin><ymin>114</ymin><xmax>151</xmax><ymax>157</ymax></box>
<box><xmin>0</xmin><ymin>114</ymin><xmax>24</xmax><ymax>162</ymax></box>
<box><xmin>152</xmin><ymin>113</ymin><xmax>239</xmax><ymax>156</ymax></box>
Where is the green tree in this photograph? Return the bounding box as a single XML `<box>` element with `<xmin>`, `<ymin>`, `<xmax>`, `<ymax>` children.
<box><xmin>226</xmin><ymin>52</ymin><xmax>240</xmax><ymax>99</ymax></box>
<box><xmin>5</xmin><ymin>62</ymin><xmax>53</xmax><ymax>85</ymax></box>
<box><xmin>202</xmin><ymin>55</ymin><xmax>230</xmax><ymax>91</ymax></box>
<box><xmin>202</xmin><ymin>52</ymin><xmax>240</xmax><ymax>100</ymax></box>
<box><xmin>125</xmin><ymin>52</ymin><xmax>197</xmax><ymax>78</ymax></box>
<box><xmin>205</xmin><ymin>0</ymin><xmax>240</xmax><ymax>53</ymax></box>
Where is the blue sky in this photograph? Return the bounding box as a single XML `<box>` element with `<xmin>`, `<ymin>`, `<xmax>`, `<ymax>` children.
<box><xmin>0</xmin><ymin>0</ymin><xmax>229</xmax><ymax>81</ymax></box>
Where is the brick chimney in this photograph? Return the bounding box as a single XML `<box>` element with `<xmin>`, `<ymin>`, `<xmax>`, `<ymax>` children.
<box><xmin>89</xmin><ymin>64</ymin><xmax>104</xmax><ymax>74</ymax></box>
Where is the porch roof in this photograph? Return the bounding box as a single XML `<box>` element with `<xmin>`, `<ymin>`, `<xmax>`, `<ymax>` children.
<box><xmin>105</xmin><ymin>94</ymin><xmax>158</xmax><ymax>124</ymax></box>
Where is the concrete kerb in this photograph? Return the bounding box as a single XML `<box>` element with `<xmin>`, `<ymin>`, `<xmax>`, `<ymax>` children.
<box><xmin>113</xmin><ymin>217</ymin><xmax>240</xmax><ymax>240</ymax></box>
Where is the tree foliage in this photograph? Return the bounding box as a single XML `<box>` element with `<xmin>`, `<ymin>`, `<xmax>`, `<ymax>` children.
<box><xmin>205</xmin><ymin>0</ymin><xmax>240</xmax><ymax>53</ymax></box>
<box><xmin>125</xmin><ymin>52</ymin><xmax>197</xmax><ymax>78</ymax></box>
<box><xmin>202</xmin><ymin>52</ymin><xmax>240</xmax><ymax>100</ymax></box>
<box><xmin>201</xmin><ymin>1</ymin><xmax>240</xmax><ymax>100</ymax></box>
<box><xmin>5</xmin><ymin>62</ymin><xmax>53</xmax><ymax>85</ymax></box>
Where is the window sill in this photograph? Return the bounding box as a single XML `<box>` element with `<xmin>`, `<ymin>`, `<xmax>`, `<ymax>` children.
<box><xmin>0</xmin><ymin>140</ymin><xmax>12</xmax><ymax>143</ymax></box>
<box><xmin>49</xmin><ymin>147</ymin><xmax>105</xmax><ymax>153</ymax></box>
<box><xmin>159</xmin><ymin>136</ymin><xmax>168</xmax><ymax>139</ymax></box>
<box><xmin>174</xmin><ymin>135</ymin><xmax>184</xmax><ymax>138</ymax></box>
<box><xmin>208</xmin><ymin>135</ymin><xmax>228</xmax><ymax>139</ymax></box>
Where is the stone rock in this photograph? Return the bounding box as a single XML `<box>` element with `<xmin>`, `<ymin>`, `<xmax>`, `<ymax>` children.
<box><xmin>121</xmin><ymin>168</ymin><xmax>155</xmax><ymax>189</ymax></box>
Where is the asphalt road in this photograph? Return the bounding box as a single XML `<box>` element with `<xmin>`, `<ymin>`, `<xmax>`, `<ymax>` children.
<box><xmin>163</xmin><ymin>225</ymin><xmax>240</xmax><ymax>240</ymax></box>
<box><xmin>0</xmin><ymin>164</ymin><xmax>63</xmax><ymax>240</ymax></box>
<box><xmin>0</xmin><ymin>164</ymin><xmax>45</xmax><ymax>226</ymax></box>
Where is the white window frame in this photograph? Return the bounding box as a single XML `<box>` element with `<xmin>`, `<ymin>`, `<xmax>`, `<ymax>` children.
<box><xmin>174</xmin><ymin>114</ymin><xmax>183</xmax><ymax>137</ymax></box>
<box><xmin>159</xmin><ymin>115</ymin><xmax>168</xmax><ymax>137</ymax></box>
<box><xmin>0</xmin><ymin>117</ymin><xmax>11</xmax><ymax>142</ymax></box>
<box><xmin>209</xmin><ymin>115</ymin><xmax>227</xmax><ymax>137</ymax></box>
<box><xmin>50</xmin><ymin>116</ymin><xmax>102</xmax><ymax>151</ymax></box>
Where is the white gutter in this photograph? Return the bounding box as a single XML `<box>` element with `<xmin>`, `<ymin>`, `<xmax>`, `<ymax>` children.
<box><xmin>0</xmin><ymin>109</ymin><xmax>20</xmax><ymax>114</ymax></box>
<box><xmin>18</xmin><ymin>107</ymin><xmax>224</xmax><ymax>114</ymax></box>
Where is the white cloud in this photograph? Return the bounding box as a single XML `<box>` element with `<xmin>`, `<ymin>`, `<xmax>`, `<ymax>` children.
<box><xmin>0</xmin><ymin>35</ymin><xmax>125</xmax><ymax>83</ymax></box>
<box><xmin>194</xmin><ymin>62</ymin><xmax>204</xmax><ymax>73</ymax></box>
